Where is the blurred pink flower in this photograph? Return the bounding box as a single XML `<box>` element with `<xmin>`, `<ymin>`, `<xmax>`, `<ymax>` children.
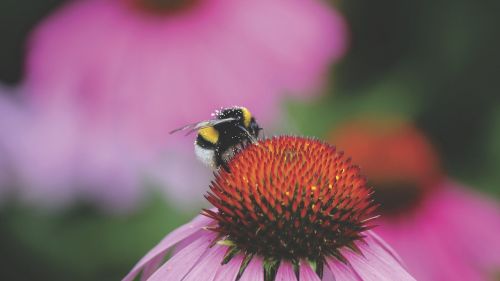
<box><xmin>376</xmin><ymin>181</ymin><xmax>500</xmax><ymax>281</ymax></box>
<box><xmin>25</xmin><ymin>0</ymin><xmax>346</xmax><ymax>149</ymax></box>
<box><xmin>0</xmin><ymin>86</ymin><xmax>23</xmax><ymax>200</ymax></box>
<box><xmin>7</xmin><ymin>0</ymin><xmax>346</xmax><ymax>210</ymax></box>
<box><xmin>0</xmin><ymin>88</ymin><xmax>146</xmax><ymax>210</ymax></box>
<box><xmin>330</xmin><ymin>118</ymin><xmax>500</xmax><ymax>280</ymax></box>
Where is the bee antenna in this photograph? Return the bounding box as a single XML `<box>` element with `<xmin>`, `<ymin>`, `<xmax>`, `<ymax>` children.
<box><xmin>237</xmin><ymin>125</ymin><xmax>258</xmax><ymax>144</ymax></box>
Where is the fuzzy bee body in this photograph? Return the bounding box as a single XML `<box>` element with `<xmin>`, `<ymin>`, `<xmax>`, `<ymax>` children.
<box><xmin>171</xmin><ymin>106</ymin><xmax>261</xmax><ymax>170</ymax></box>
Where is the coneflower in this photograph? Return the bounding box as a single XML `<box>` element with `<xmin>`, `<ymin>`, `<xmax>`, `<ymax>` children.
<box><xmin>330</xmin><ymin>118</ymin><xmax>500</xmax><ymax>280</ymax></box>
<box><xmin>123</xmin><ymin>136</ymin><xmax>415</xmax><ymax>281</ymax></box>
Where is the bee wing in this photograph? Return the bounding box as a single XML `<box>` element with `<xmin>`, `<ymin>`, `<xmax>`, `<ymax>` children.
<box><xmin>170</xmin><ymin>118</ymin><xmax>237</xmax><ymax>136</ymax></box>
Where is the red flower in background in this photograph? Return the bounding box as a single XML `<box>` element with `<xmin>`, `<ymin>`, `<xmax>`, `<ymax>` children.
<box><xmin>330</xmin><ymin>117</ymin><xmax>500</xmax><ymax>280</ymax></box>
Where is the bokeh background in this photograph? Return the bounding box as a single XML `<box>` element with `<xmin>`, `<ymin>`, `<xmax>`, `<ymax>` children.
<box><xmin>1</xmin><ymin>0</ymin><xmax>499</xmax><ymax>280</ymax></box>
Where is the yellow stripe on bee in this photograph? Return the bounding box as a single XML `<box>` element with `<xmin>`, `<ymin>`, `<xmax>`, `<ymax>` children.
<box><xmin>241</xmin><ymin>107</ymin><xmax>252</xmax><ymax>128</ymax></box>
<box><xmin>199</xmin><ymin>127</ymin><xmax>219</xmax><ymax>144</ymax></box>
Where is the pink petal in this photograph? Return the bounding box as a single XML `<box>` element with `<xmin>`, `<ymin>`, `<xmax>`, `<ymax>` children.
<box><xmin>344</xmin><ymin>232</ymin><xmax>416</xmax><ymax>281</ymax></box>
<box><xmin>364</xmin><ymin>231</ymin><xmax>405</xmax><ymax>265</ymax></box>
<box><xmin>417</xmin><ymin>223</ymin><xmax>484</xmax><ymax>280</ymax></box>
<box><xmin>325</xmin><ymin>259</ymin><xmax>362</xmax><ymax>281</ymax></box>
<box><xmin>321</xmin><ymin>266</ymin><xmax>336</xmax><ymax>281</ymax></box>
<box><xmin>239</xmin><ymin>256</ymin><xmax>264</xmax><ymax>281</ymax></box>
<box><xmin>379</xmin><ymin>208</ymin><xmax>487</xmax><ymax>280</ymax></box>
<box><xmin>183</xmin><ymin>245</ymin><xmax>227</xmax><ymax>281</ymax></box>
<box><xmin>299</xmin><ymin>262</ymin><xmax>321</xmax><ymax>281</ymax></box>
<box><xmin>275</xmin><ymin>261</ymin><xmax>297</xmax><ymax>281</ymax></box>
<box><xmin>438</xmin><ymin>183</ymin><xmax>500</xmax><ymax>268</ymax></box>
<box><xmin>213</xmin><ymin>254</ymin><xmax>244</xmax><ymax>281</ymax></box>
<box><xmin>140</xmin><ymin>254</ymin><xmax>164</xmax><ymax>281</ymax></box>
<box><xmin>376</xmin><ymin>180</ymin><xmax>500</xmax><ymax>280</ymax></box>
<box><xmin>123</xmin><ymin>214</ymin><xmax>212</xmax><ymax>281</ymax></box>
<box><xmin>226</xmin><ymin>0</ymin><xmax>346</xmax><ymax>93</ymax></box>
<box><xmin>146</xmin><ymin>234</ymin><xmax>215</xmax><ymax>281</ymax></box>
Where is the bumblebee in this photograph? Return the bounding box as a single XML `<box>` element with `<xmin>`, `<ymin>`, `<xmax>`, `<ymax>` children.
<box><xmin>170</xmin><ymin>106</ymin><xmax>262</xmax><ymax>170</ymax></box>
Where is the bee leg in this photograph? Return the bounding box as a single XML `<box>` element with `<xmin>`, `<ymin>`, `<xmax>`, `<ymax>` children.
<box><xmin>221</xmin><ymin>161</ymin><xmax>231</xmax><ymax>173</ymax></box>
<box><xmin>215</xmin><ymin>148</ymin><xmax>231</xmax><ymax>173</ymax></box>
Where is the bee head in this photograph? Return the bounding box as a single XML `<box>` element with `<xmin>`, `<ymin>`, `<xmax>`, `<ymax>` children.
<box><xmin>217</xmin><ymin>106</ymin><xmax>262</xmax><ymax>138</ymax></box>
<box><xmin>247</xmin><ymin>117</ymin><xmax>262</xmax><ymax>138</ymax></box>
<box><xmin>238</xmin><ymin>107</ymin><xmax>261</xmax><ymax>138</ymax></box>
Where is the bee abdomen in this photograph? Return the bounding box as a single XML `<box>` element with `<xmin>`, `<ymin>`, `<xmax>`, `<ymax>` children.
<box><xmin>195</xmin><ymin>144</ymin><xmax>217</xmax><ymax>169</ymax></box>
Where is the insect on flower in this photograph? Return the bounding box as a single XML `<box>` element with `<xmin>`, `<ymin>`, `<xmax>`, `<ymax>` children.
<box><xmin>123</xmin><ymin>136</ymin><xmax>416</xmax><ymax>281</ymax></box>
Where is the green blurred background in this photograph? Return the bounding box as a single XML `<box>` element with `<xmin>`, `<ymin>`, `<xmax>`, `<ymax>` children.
<box><xmin>1</xmin><ymin>0</ymin><xmax>499</xmax><ymax>280</ymax></box>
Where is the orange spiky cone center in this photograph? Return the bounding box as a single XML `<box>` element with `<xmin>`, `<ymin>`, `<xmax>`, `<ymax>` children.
<box><xmin>204</xmin><ymin>136</ymin><xmax>377</xmax><ymax>265</ymax></box>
